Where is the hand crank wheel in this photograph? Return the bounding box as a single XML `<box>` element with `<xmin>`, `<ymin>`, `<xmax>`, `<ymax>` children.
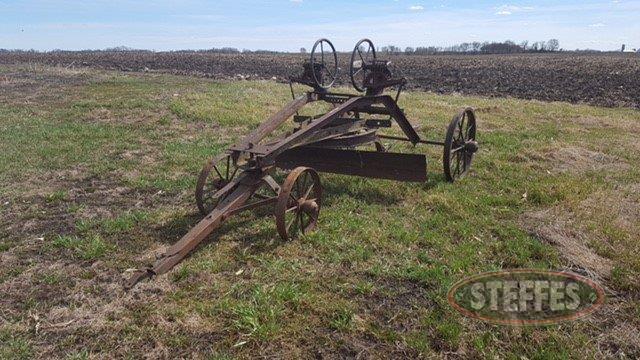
<box><xmin>195</xmin><ymin>153</ymin><xmax>240</xmax><ymax>215</ymax></box>
<box><xmin>443</xmin><ymin>108</ymin><xmax>478</xmax><ymax>182</ymax></box>
<box><xmin>350</xmin><ymin>39</ymin><xmax>376</xmax><ymax>92</ymax></box>
<box><xmin>310</xmin><ymin>38</ymin><xmax>338</xmax><ymax>90</ymax></box>
<box><xmin>275</xmin><ymin>167</ymin><xmax>322</xmax><ymax>241</ymax></box>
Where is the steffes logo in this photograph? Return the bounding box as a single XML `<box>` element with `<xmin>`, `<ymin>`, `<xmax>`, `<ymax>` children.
<box><xmin>447</xmin><ymin>270</ymin><xmax>605</xmax><ymax>325</ymax></box>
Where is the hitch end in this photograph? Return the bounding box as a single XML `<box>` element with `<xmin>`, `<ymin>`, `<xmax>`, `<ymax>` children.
<box><xmin>123</xmin><ymin>268</ymin><xmax>155</xmax><ymax>290</ymax></box>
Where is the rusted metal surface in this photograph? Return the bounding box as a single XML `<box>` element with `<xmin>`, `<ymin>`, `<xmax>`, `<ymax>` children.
<box><xmin>309</xmin><ymin>130</ymin><xmax>379</xmax><ymax>149</ymax></box>
<box><xmin>275</xmin><ymin>167</ymin><xmax>322</xmax><ymax>240</ymax></box>
<box><xmin>443</xmin><ymin>108</ymin><xmax>478</xmax><ymax>182</ymax></box>
<box><xmin>276</xmin><ymin>147</ymin><xmax>427</xmax><ymax>183</ymax></box>
<box><xmin>237</xmin><ymin>94</ymin><xmax>312</xmax><ymax>150</ymax></box>
<box><xmin>125</xmin><ymin>173</ymin><xmax>265</xmax><ymax>288</ymax></box>
<box><xmin>195</xmin><ymin>153</ymin><xmax>241</xmax><ymax>215</ymax></box>
<box><xmin>125</xmin><ymin>38</ymin><xmax>479</xmax><ymax>289</ymax></box>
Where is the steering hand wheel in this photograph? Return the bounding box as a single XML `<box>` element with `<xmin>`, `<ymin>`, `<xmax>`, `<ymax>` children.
<box><xmin>350</xmin><ymin>39</ymin><xmax>377</xmax><ymax>92</ymax></box>
<box><xmin>310</xmin><ymin>38</ymin><xmax>338</xmax><ymax>90</ymax></box>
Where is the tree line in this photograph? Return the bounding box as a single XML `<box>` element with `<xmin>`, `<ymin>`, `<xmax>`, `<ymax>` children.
<box><xmin>381</xmin><ymin>39</ymin><xmax>560</xmax><ymax>55</ymax></box>
<box><xmin>0</xmin><ymin>39</ymin><xmax>589</xmax><ymax>55</ymax></box>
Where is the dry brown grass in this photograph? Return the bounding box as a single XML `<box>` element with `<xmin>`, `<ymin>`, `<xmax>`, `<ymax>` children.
<box><xmin>2</xmin><ymin>65</ymin><xmax>640</xmax><ymax>358</ymax></box>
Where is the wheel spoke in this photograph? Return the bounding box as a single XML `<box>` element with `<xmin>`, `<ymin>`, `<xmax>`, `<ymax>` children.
<box><xmin>212</xmin><ymin>165</ymin><xmax>223</xmax><ymax>180</ymax></box>
<box><xmin>325</xmin><ymin>66</ymin><xmax>334</xmax><ymax>79</ymax></box>
<box><xmin>303</xmin><ymin>183</ymin><xmax>315</xmax><ymax>200</ymax></box>
<box><xmin>300</xmin><ymin>172</ymin><xmax>308</xmax><ymax>190</ymax></box>
<box><xmin>297</xmin><ymin>211</ymin><xmax>304</xmax><ymax>234</ymax></box>
<box><xmin>286</xmin><ymin>213</ymin><xmax>298</xmax><ymax>232</ymax></box>
<box><xmin>295</xmin><ymin>177</ymin><xmax>302</xmax><ymax>199</ymax></box>
<box><xmin>300</xmin><ymin>212</ymin><xmax>308</xmax><ymax>234</ymax></box>
<box><xmin>458</xmin><ymin>114</ymin><xmax>465</xmax><ymax>135</ymax></box>
<box><xmin>465</xmin><ymin>122</ymin><xmax>474</xmax><ymax>139</ymax></box>
<box><xmin>230</xmin><ymin>165</ymin><xmax>239</xmax><ymax>181</ymax></box>
<box><xmin>357</xmin><ymin>47</ymin><xmax>364</xmax><ymax>63</ymax></box>
<box><xmin>456</xmin><ymin>126</ymin><xmax>465</xmax><ymax>143</ymax></box>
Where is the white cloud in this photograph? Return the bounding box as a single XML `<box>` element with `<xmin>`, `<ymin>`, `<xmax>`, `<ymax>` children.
<box><xmin>409</xmin><ymin>5</ymin><xmax>424</xmax><ymax>11</ymax></box>
<box><xmin>494</xmin><ymin>4</ymin><xmax>534</xmax><ymax>15</ymax></box>
<box><xmin>290</xmin><ymin>0</ymin><xmax>302</xmax><ymax>3</ymax></box>
<box><xmin>589</xmin><ymin>22</ymin><xmax>606</xmax><ymax>27</ymax></box>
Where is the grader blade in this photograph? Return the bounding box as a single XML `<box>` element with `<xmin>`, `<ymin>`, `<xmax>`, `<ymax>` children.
<box><xmin>276</xmin><ymin>147</ymin><xmax>427</xmax><ymax>182</ymax></box>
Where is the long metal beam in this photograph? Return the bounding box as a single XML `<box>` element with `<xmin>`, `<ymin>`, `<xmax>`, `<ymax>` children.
<box><xmin>124</xmin><ymin>173</ymin><xmax>265</xmax><ymax>288</ymax></box>
<box><xmin>276</xmin><ymin>147</ymin><xmax>427</xmax><ymax>182</ymax></box>
<box><xmin>238</xmin><ymin>94</ymin><xmax>313</xmax><ymax>149</ymax></box>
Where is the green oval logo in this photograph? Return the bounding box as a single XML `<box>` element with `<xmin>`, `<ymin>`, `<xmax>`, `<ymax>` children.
<box><xmin>447</xmin><ymin>270</ymin><xmax>605</xmax><ymax>325</ymax></box>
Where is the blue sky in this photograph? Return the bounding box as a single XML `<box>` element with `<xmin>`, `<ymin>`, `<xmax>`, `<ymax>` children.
<box><xmin>1</xmin><ymin>0</ymin><xmax>638</xmax><ymax>51</ymax></box>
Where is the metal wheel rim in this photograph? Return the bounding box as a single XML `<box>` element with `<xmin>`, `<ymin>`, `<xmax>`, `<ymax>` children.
<box><xmin>350</xmin><ymin>39</ymin><xmax>376</xmax><ymax>92</ymax></box>
<box><xmin>443</xmin><ymin>108</ymin><xmax>477</xmax><ymax>182</ymax></box>
<box><xmin>310</xmin><ymin>38</ymin><xmax>338</xmax><ymax>90</ymax></box>
<box><xmin>275</xmin><ymin>167</ymin><xmax>322</xmax><ymax>241</ymax></box>
<box><xmin>195</xmin><ymin>153</ymin><xmax>240</xmax><ymax>215</ymax></box>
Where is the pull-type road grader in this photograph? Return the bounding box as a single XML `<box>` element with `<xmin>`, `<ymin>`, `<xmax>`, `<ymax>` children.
<box><xmin>125</xmin><ymin>39</ymin><xmax>479</xmax><ymax>288</ymax></box>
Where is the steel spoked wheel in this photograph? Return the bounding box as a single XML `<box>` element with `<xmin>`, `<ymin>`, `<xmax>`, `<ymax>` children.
<box><xmin>350</xmin><ymin>39</ymin><xmax>376</xmax><ymax>92</ymax></box>
<box><xmin>275</xmin><ymin>167</ymin><xmax>322</xmax><ymax>241</ymax></box>
<box><xmin>443</xmin><ymin>108</ymin><xmax>478</xmax><ymax>182</ymax></box>
<box><xmin>310</xmin><ymin>38</ymin><xmax>338</xmax><ymax>90</ymax></box>
<box><xmin>195</xmin><ymin>153</ymin><xmax>240</xmax><ymax>215</ymax></box>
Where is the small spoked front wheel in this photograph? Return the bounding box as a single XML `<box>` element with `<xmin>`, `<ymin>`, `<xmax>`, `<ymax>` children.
<box><xmin>443</xmin><ymin>108</ymin><xmax>478</xmax><ymax>182</ymax></box>
<box><xmin>195</xmin><ymin>153</ymin><xmax>240</xmax><ymax>215</ymax></box>
<box><xmin>275</xmin><ymin>167</ymin><xmax>322</xmax><ymax>241</ymax></box>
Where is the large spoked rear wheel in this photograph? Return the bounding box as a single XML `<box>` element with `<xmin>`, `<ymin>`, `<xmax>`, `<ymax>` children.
<box><xmin>275</xmin><ymin>167</ymin><xmax>322</xmax><ymax>241</ymax></box>
<box><xmin>195</xmin><ymin>153</ymin><xmax>240</xmax><ymax>215</ymax></box>
<box><xmin>443</xmin><ymin>108</ymin><xmax>478</xmax><ymax>182</ymax></box>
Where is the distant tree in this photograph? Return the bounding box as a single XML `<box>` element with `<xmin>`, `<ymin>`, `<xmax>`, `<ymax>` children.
<box><xmin>530</xmin><ymin>41</ymin><xmax>541</xmax><ymax>52</ymax></box>
<box><xmin>380</xmin><ymin>45</ymin><xmax>401</xmax><ymax>55</ymax></box>
<box><xmin>404</xmin><ymin>39</ymin><xmax>564</xmax><ymax>55</ymax></box>
<box><xmin>480</xmin><ymin>41</ymin><xmax>524</xmax><ymax>54</ymax></box>
<box><xmin>547</xmin><ymin>39</ymin><xmax>560</xmax><ymax>52</ymax></box>
<box><xmin>205</xmin><ymin>47</ymin><xmax>239</xmax><ymax>54</ymax></box>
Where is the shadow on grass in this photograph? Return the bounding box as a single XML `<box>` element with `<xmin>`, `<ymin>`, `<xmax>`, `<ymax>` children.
<box><xmin>142</xmin><ymin>172</ymin><xmax>446</xmax><ymax>268</ymax></box>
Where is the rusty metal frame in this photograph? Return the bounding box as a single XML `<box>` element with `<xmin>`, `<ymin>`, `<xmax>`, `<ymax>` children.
<box><xmin>125</xmin><ymin>89</ymin><xmax>443</xmax><ymax>288</ymax></box>
<box><xmin>125</xmin><ymin>40</ymin><xmax>478</xmax><ymax>288</ymax></box>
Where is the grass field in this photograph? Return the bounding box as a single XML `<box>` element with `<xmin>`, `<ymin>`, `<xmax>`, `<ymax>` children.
<box><xmin>1</xmin><ymin>64</ymin><xmax>639</xmax><ymax>359</ymax></box>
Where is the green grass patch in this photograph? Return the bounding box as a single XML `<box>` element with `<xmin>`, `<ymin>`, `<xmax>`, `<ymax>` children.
<box><xmin>2</xmin><ymin>66</ymin><xmax>640</xmax><ymax>357</ymax></box>
<box><xmin>51</xmin><ymin>234</ymin><xmax>114</xmax><ymax>260</ymax></box>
